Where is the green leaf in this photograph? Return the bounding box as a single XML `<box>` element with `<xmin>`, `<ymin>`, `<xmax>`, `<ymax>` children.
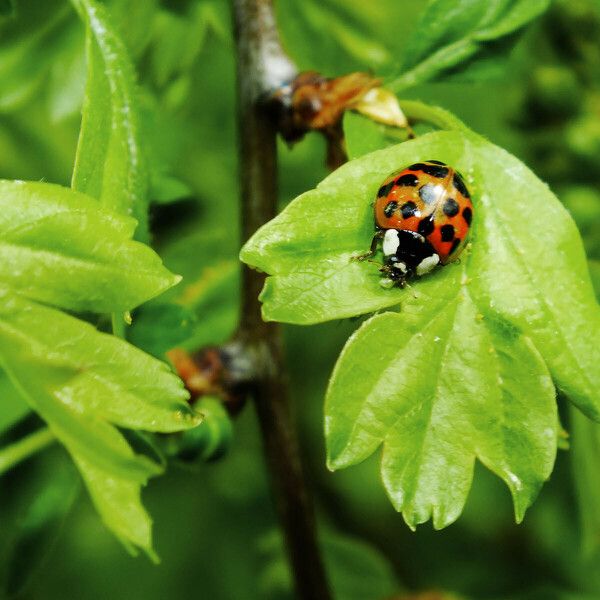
<box><xmin>241</xmin><ymin>134</ymin><xmax>461</xmax><ymax>324</ymax></box>
<box><xmin>0</xmin><ymin>291</ymin><xmax>198</xmax><ymax>554</ymax></box>
<box><xmin>589</xmin><ymin>259</ymin><xmax>600</xmax><ymax>298</ymax></box>
<box><xmin>107</xmin><ymin>0</ymin><xmax>160</xmax><ymax>59</ymax></box>
<box><xmin>47</xmin><ymin>21</ymin><xmax>86</xmax><ymax>123</ymax></box>
<box><xmin>71</xmin><ymin>0</ymin><xmax>149</xmax><ymax>241</ymax></box>
<box><xmin>154</xmin><ymin>227</ymin><xmax>239</xmax><ymax>350</ymax></box>
<box><xmin>129</xmin><ymin>303</ymin><xmax>197</xmax><ymax>358</ymax></box>
<box><xmin>0</xmin><ymin>371</ymin><xmax>29</xmax><ymax>435</ymax></box>
<box><xmin>165</xmin><ymin>396</ymin><xmax>233</xmax><ymax>462</ymax></box>
<box><xmin>344</xmin><ymin>101</ymin><xmax>469</xmax><ymax>161</ymax></box>
<box><xmin>277</xmin><ymin>0</ymin><xmax>391</xmax><ymax>73</ymax></box>
<box><xmin>388</xmin><ymin>0</ymin><xmax>551</xmax><ymax>91</ymax></box>
<box><xmin>0</xmin><ymin>428</ymin><xmax>54</xmax><ymax>476</ymax></box>
<box><xmin>148</xmin><ymin>4</ymin><xmax>211</xmax><ymax>88</ymax></box>
<box><xmin>344</xmin><ymin>112</ymin><xmax>407</xmax><ymax>161</ymax></box>
<box><xmin>326</xmin><ymin>282</ymin><xmax>557</xmax><ymax>528</ymax></box>
<box><xmin>467</xmin><ymin>141</ymin><xmax>600</xmax><ymax>420</ymax></box>
<box><xmin>0</xmin><ymin>292</ymin><xmax>196</xmax><ymax>440</ymax></box>
<box><xmin>242</xmin><ymin>130</ymin><xmax>600</xmax><ymax>415</ymax></box>
<box><xmin>0</xmin><ymin>180</ymin><xmax>179</xmax><ymax>313</ymax></box>
<box><xmin>242</xmin><ymin>129</ymin><xmax>600</xmax><ymax>524</ymax></box>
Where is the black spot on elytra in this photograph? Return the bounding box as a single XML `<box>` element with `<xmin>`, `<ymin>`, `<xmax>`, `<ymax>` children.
<box><xmin>450</xmin><ymin>238</ymin><xmax>462</xmax><ymax>254</ymax></box>
<box><xmin>419</xmin><ymin>183</ymin><xmax>438</xmax><ymax>205</ymax></box>
<box><xmin>383</xmin><ymin>201</ymin><xmax>398</xmax><ymax>218</ymax></box>
<box><xmin>377</xmin><ymin>181</ymin><xmax>395</xmax><ymax>198</ymax></box>
<box><xmin>408</xmin><ymin>162</ymin><xmax>427</xmax><ymax>171</ymax></box>
<box><xmin>400</xmin><ymin>201</ymin><xmax>418</xmax><ymax>218</ymax></box>
<box><xmin>440</xmin><ymin>224</ymin><xmax>455</xmax><ymax>242</ymax></box>
<box><xmin>396</xmin><ymin>173</ymin><xmax>419</xmax><ymax>186</ymax></box>
<box><xmin>422</xmin><ymin>163</ymin><xmax>449</xmax><ymax>178</ymax></box>
<box><xmin>453</xmin><ymin>173</ymin><xmax>470</xmax><ymax>198</ymax></box>
<box><xmin>462</xmin><ymin>206</ymin><xmax>473</xmax><ymax>225</ymax></box>
<box><xmin>443</xmin><ymin>198</ymin><xmax>459</xmax><ymax>217</ymax></box>
<box><xmin>428</xmin><ymin>160</ymin><xmax>447</xmax><ymax>165</ymax></box>
<box><xmin>418</xmin><ymin>217</ymin><xmax>435</xmax><ymax>237</ymax></box>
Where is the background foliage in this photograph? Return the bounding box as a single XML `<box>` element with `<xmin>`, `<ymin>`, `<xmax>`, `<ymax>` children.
<box><xmin>1</xmin><ymin>0</ymin><xmax>600</xmax><ymax>598</ymax></box>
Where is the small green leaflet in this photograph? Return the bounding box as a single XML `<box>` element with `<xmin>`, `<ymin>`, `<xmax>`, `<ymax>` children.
<box><xmin>388</xmin><ymin>0</ymin><xmax>551</xmax><ymax>91</ymax></box>
<box><xmin>344</xmin><ymin>102</ymin><xmax>471</xmax><ymax>163</ymax></box>
<box><xmin>241</xmin><ymin>130</ymin><xmax>600</xmax><ymax>526</ymax></box>
<box><xmin>0</xmin><ymin>181</ymin><xmax>197</xmax><ymax>554</ymax></box>
<box><xmin>0</xmin><ymin>181</ymin><xmax>178</xmax><ymax>313</ymax></box>
<box><xmin>71</xmin><ymin>0</ymin><xmax>148</xmax><ymax>241</ymax></box>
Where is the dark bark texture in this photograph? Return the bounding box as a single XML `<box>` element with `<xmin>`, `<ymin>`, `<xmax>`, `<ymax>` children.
<box><xmin>232</xmin><ymin>1</ymin><xmax>332</xmax><ymax>598</ymax></box>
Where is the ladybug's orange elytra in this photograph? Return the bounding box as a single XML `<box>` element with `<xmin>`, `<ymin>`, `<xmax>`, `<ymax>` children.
<box><xmin>371</xmin><ymin>160</ymin><xmax>473</xmax><ymax>286</ymax></box>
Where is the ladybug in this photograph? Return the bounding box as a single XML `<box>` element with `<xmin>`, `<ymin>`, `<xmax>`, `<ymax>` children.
<box><xmin>363</xmin><ymin>160</ymin><xmax>473</xmax><ymax>287</ymax></box>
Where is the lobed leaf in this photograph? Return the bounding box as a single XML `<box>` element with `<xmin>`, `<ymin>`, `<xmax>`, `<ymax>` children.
<box><xmin>71</xmin><ymin>0</ymin><xmax>148</xmax><ymax>240</ymax></box>
<box><xmin>242</xmin><ymin>129</ymin><xmax>600</xmax><ymax>525</ymax></box>
<box><xmin>326</xmin><ymin>271</ymin><xmax>557</xmax><ymax>528</ymax></box>
<box><xmin>0</xmin><ymin>291</ymin><xmax>198</xmax><ymax>553</ymax></box>
<box><xmin>388</xmin><ymin>0</ymin><xmax>551</xmax><ymax>91</ymax></box>
<box><xmin>468</xmin><ymin>141</ymin><xmax>600</xmax><ymax>419</ymax></box>
<box><xmin>0</xmin><ymin>180</ymin><xmax>179</xmax><ymax>313</ymax></box>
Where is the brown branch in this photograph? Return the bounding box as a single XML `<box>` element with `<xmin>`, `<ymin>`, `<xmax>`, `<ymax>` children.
<box><xmin>231</xmin><ymin>1</ymin><xmax>332</xmax><ymax>599</ymax></box>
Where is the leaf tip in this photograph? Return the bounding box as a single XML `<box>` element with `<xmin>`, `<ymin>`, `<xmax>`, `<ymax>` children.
<box><xmin>260</xmin><ymin>303</ymin><xmax>276</xmax><ymax>323</ymax></box>
<box><xmin>401</xmin><ymin>512</ymin><xmax>417</xmax><ymax>532</ymax></box>
<box><xmin>238</xmin><ymin>244</ymin><xmax>252</xmax><ymax>266</ymax></box>
<box><xmin>325</xmin><ymin>454</ymin><xmax>342</xmax><ymax>472</ymax></box>
<box><xmin>146</xmin><ymin>547</ymin><xmax>160</xmax><ymax>565</ymax></box>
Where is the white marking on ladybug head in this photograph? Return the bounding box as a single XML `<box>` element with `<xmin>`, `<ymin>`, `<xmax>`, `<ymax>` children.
<box><xmin>416</xmin><ymin>254</ymin><xmax>440</xmax><ymax>276</ymax></box>
<box><xmin>382</xmin><ymin>229</ymin><xmax>400</xmax><ymax>256</ymax></box>
<box><xmin>392</xmin><ymin>262</ymin><xmax>407</xmax><ymax>274</ymax></box>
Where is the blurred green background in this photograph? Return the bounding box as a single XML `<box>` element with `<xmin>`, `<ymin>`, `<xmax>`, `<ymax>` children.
<box><xmin>1</xmin><ymin>0</ymin><xmax>600</xmax><ymax>598</ymax></box>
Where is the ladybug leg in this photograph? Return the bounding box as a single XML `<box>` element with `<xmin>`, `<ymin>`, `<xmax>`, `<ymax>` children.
<box><xmin>378</xmin><ymin>261</ymin><xmax>409</xmax><ymax>289</ymax></box>
<box><xmin>353</xmin><ymin>230</ymin><xmax>383</xmax><ymax>261</ymax></box>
